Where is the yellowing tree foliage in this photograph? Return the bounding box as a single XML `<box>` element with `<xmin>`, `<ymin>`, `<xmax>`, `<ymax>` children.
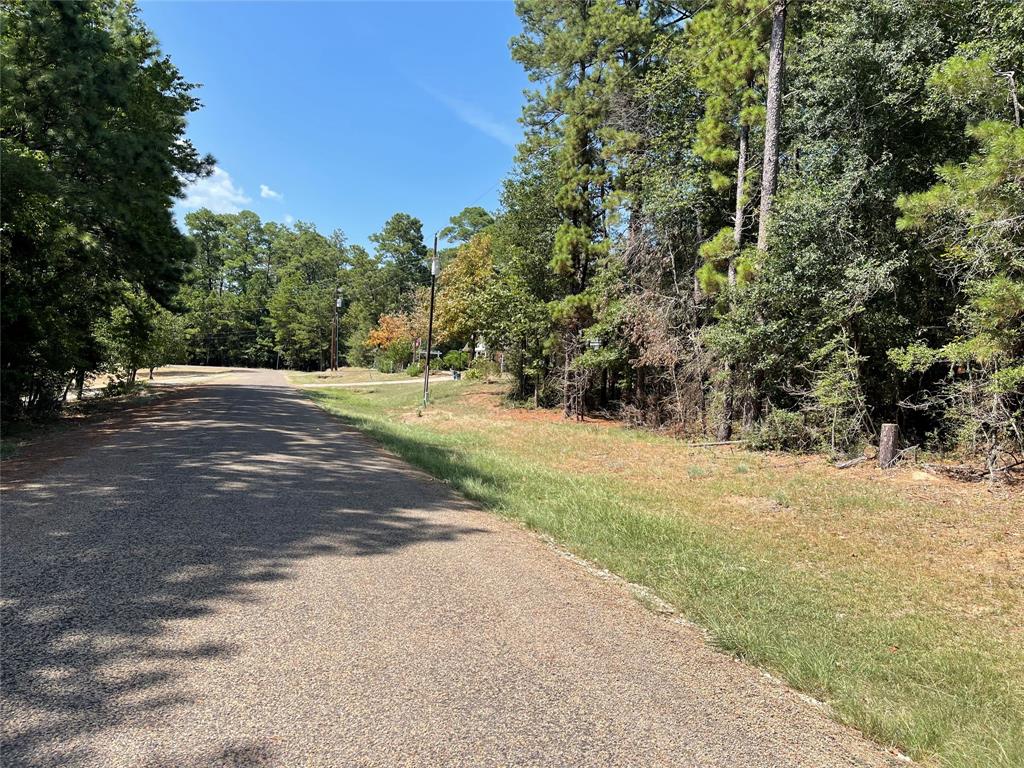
<box><xmin>435</xmin><ymin>233</ymin><xmax>495</xmax><ymax>348</ymax></box>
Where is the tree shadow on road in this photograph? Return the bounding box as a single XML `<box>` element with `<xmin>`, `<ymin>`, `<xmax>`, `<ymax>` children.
<box><xmin>1</xmin><ymin>383</ymin><xmax>490</xmax><ymax>767</ymax></box>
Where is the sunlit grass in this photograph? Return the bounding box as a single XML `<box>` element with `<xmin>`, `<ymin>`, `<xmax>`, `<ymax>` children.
<box><xmin>309</xmin><ymin>381</ymin><xmax>1023</xmax><ymax>768</ymax></box>
<box><xmin>286</xmin><ymin>366</ymin><xmax>411</xmax><ymax>385</ymax></box>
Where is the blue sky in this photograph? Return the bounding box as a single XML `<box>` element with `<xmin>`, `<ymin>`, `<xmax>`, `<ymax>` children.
<box><xmin>139</xmin><ymin>1</ymin><xmax>530</xmax><ymax>249</ymax></box>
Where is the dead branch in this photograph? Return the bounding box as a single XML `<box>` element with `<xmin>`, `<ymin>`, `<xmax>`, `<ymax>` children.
<box><xmin>685</xmin><ymin>439</ymin><xmax>746</xmax><ymax>447</ymax></box>
<box><xmin>835</xmin><ymin>456</ymin><xmax>867</xmax><ymax>469</ymax></box>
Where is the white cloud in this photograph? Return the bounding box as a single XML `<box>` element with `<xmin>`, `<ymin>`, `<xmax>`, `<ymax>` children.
<box><xmin>181</xmin><ymin>166</ymin><xmax>250</xmax><ymax>214</ymax></box>
<box><xmin>284</xmin><ymin>214</ymin><xmax>295</xmax><ymax>226</ymax></box>
<box><xmin>260</xmin><ymin>184</ymin><xmax>283</xmax><ymax>201</ymax></box>
<box><xmin>422</xmin><ymin>85</ymin><xmax>519</xmax><ymax>147</ymax></box>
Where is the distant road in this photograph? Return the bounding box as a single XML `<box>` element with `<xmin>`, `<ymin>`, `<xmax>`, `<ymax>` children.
<box><xmin>1</xmin><ymin>369</ymin><xmax>899</xmax><ymax>767</ymax></box>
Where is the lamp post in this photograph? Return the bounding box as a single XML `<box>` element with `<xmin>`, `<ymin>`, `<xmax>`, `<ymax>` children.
<box><xmin>423</xmin><ymin>234</ymin><xmax>439</xmax><ymax>406</ymax></box>
<box><xmin>332</xmin><ymin>288</ymin><xmax>343</xmax><ymax>371</ymax></box>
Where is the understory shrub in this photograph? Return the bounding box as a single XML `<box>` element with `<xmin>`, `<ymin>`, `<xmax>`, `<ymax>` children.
<box><xmin>441</xmin><ymin>350</ymin><xmax>470</xmax><ymax>370</ymax></box>
<box><xmin>748</xmin><ymin>409</ymin><xmax>818</xmax><ymax>452</ymax></box>
<box><xmin>375</xmin><ymin>338</ymin><xmax>413</xmax><ymax>373</ymax></box>
<box><xmin>464</xmin><ymin>357</ymin><xmax>500</xmax><ymax>381</ymax></box>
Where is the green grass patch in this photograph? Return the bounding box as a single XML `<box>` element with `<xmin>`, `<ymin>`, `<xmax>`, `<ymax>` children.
<box><xmin>308</xmin><ymin>382</ymin><xmax>1023</xmax><ymax>768</ymax></box>
<box><xmin>287</xmin><ymin>366</ymin><xmax>410</xmax><ymax>385</ymax></box>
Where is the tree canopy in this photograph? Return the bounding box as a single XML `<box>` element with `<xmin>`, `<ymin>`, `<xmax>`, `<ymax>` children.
<box><xmin>1</xmin><ymin>0</ymin><xmax>210</xmax><ymax>414</ymax></box>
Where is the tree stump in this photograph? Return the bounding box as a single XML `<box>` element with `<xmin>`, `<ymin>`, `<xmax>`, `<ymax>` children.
<box><xmin>879</xmin><ymin>423</ymin><xmax>898</xmax><ymax>469</ymax></box>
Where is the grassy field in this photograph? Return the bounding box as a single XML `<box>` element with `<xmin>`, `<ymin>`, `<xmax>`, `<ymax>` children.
<box><xmin>308</xmin><ymin>380</ymin><xmax>1022</xmax><ymax>768</ymax></box>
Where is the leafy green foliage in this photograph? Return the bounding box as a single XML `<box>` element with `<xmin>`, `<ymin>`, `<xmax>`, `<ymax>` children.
<box><xmin>175</xmin><ymin>209</ymin><xmax>434</xmax><ymax>372</ymax></box>
<box><xmin>268</xmin><ymin>223</ymin><xmax>344</xmax><ymax>370</ymax></box>
<box><xmin>7</xmin><ymin>0</ymin><xmax>1021</xmax><ymax>476</ymax></box>
<box><xmin>894</xmin><ymin>118</ymin><xmax>1024</xmax><ymax>467</ymax></box>
<box><xmin>441</xmin><ymin>350</ymin><xmax>470</xmax><ymax>371</ymax></box>
<box><xmin>377</xmin><ymin>339</ymin><xmax>413</xmax><ymax>374</ymax></box>
<box><xmin>435</xmin><ymin>233</ymin><xmax>495</xmax><ymax>349</ymax></box>
<box><xmin>1</xmin><ymin>0</ymin><xmax>210</xmax><ymax>416</ymax></box>
<box><xmin>94</xmin><ymin>283</ymin><xmax>160</xmax><ymax>386</ymax></box>
<box><xmin>368</xmin><ymin>212</ymin><xmax>430</xmax><ymax>314</ymax></box>
<box><xmin>439</xmin><ymin>206</ymin><xmax>495</xmax><ymax>244</ymax></box>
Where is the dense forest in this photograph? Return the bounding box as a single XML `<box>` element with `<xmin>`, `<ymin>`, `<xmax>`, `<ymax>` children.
<box><xmin>173</xmin><ymin>208</ymin><xmax>442</xmax><ymax>373</ymax></box>
<box><xmin>3</xmin><ymin>0</ymin><xmax>1022</xmax><ymax>472</ymax></box>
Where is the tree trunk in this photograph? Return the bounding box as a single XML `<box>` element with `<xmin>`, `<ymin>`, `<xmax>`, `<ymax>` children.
<box><xmin>757</xmin><ymin>0</ymin><xmax>787</xmax><ymax>251</ymax></box>
<box><xmin>1000</xmin><ymin>71</ymin><xmax>1021</xmax><ymax>127</ymax></box>
<box><xmin>718</xmin><ymin>123</ymin><xmax>750</xmax><ymax>441</ymax></box>
<box><xmin>563</xmin><ymin>339</ymin><xmax>572</xmax><ymax>419</ymax></box>
<box><xmin>717</xmin><ymin>369</ymin><xmax>735</xmax><ymax>441</ymax></box>
<box><xmin>563</xmin><ymin>328</ymin><xmax>582</xmax><ymax>419</ymax></box>
<box><xmin>731</xmin><ymin>123</ymin><xmax>748</xmax><ymax>284</ymax></box>
<box><xmin>693</xmin><ymin>217</ymin><xmax>704</xmax><ymax>303</ymax></box>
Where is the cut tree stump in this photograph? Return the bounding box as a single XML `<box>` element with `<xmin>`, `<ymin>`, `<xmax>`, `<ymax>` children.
<box><xmin>879</xmin><ymin>423</ymin><xmax>898</xmax><ymax>469</ymax></box>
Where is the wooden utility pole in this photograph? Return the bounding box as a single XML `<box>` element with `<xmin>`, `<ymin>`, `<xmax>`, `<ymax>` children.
<box><xmin>757</xmin><ymin>0</ymin><xmax>787</xmax><ymax>250</ymax></box>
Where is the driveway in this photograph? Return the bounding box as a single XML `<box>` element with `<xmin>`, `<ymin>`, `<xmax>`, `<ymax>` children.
<box><xmin>1</xmin><ymin>369</ymin><xmax>900</xmax><ymax>767</ymax></box>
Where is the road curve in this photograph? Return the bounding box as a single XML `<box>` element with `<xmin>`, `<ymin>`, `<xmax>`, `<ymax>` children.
<box><xmin>1</xmin><ymin>369</ymin><xmax>900</xmax><ymax>767</ymax></box>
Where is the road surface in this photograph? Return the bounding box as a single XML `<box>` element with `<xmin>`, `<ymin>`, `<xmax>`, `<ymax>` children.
<box><xmin>1</xmin><ymin>369</ymin><xmax>900</xmax><ymax>767</ymax></box>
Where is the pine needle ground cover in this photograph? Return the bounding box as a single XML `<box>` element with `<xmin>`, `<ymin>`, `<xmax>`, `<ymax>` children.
<box><xmin>308</xmin><ymin>381</ymin><xmax>1022</xmax><ymax>768</ymax></box>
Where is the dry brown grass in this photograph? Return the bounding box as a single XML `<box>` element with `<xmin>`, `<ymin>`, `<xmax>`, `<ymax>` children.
<box><xmin>311</xmin><ymin>380</ymin><xmax>1024</xmax><ymax>766</ymax></box>
<box><xmin>417</xmin><ymin>384</ymin><xmax>1023</xmax><ymax>634</ymax></box>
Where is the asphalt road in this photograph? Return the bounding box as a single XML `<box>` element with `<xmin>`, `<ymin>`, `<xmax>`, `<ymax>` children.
<box><xmin>1</xmin><ymin>369</ymin><xmax>900</xmax><ymax>767</ymax></box>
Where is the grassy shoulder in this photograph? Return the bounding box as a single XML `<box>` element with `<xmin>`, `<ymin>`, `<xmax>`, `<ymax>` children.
<box><xmin>308</xmin><ymin>380</ymin><xmax>1022</xmax><ymax>768</ymax></box>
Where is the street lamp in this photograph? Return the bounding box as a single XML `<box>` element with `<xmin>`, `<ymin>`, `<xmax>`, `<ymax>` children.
<box><xmin>423</xmin><ymin>234</ymin><xmax>440</xmax><ymax>406</ymax></box>
<box><xmin>332</xmin><ymin>288</ymin><xmax>343</xmax><ymax>371</ymax></box>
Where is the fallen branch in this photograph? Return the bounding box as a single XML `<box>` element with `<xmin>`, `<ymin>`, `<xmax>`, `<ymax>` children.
<box><xmin>921</xmin><ymin>462</ymin><xmax>986</xmax><ymax>482</ymax></box>
<box><xmin>684</xmin><ymin>440</ymin><xmax>747</xmax><ymax>447</ymax></box>
<box><xmin>893</xmin><ymin>444</ymin><xmax>919</xmax><ymax>464</ymax></box>
<box><xmin>921</xmin><ymin>456</ymin><xmax>1022</xmax><ymax>484</ymax></box>
<box><xmin>835</xmin><ymin>456</ymin><xmax>867</xmax><ymax>469</ymax></box>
